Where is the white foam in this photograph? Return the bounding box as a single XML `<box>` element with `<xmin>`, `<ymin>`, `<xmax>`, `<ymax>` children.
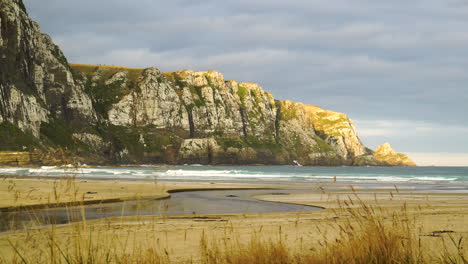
<box><xmin>40</xmin><ymin>166</ymin><xmax>57</xmax><ymax>169</ymax></box>
<box><xmin>0</xmin><ymin>167</ymin><xmax>461</xmax><ymax>183</ymax></box>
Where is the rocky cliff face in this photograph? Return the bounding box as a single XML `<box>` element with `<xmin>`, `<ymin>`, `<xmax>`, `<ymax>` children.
<box><xmin>374</xmin><ymin>143</ymin><xmax>416</xmax><ymax>166</ymax></box>
<box><xmin>0</xmin><ymin>0</ymin><xmax>96</xmax><ymax>137</ymax></box>
<box><xmin>70</xmin><ymin>64</ymin><xmax>382</xmax><ymax>165</ymax></box>
<box><xmin>0</xmin><ymin>0</ymin><xmax>415</xmax><ymax>166</ymax></box>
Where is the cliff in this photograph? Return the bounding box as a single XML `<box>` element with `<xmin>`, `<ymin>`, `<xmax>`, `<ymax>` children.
<box><xmin>374</xmin><ymin>143</ymin><xmax>416</xmax><ymax>167</ymax></box>
<box><xmin>0</xmin><ymin>0</ymin><xmax>415</xmax><ymax>166</ymax></box>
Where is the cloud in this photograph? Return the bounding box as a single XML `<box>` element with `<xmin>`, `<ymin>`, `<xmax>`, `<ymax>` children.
<box><xmin>406</xmin><ymin>152</ymin><xmax>468</xmax><ymax>167</ymax></box>
<box><xmin>354</xmin><ymin>119</ymin><xmax>468</xmax><ymax>153</ymax></box>
<box><xmin>23</xmin><ymin>0</ymin><xmax>468</xmax><ymax>153</ymax></box>
<box><xmin>74</xmin><ymin>48</ymin><xmax>292</xmax><ymax>70</ymax></box>
<box><xmin>356</xmin><ymin>120</ymin><xmax>468</xmax><ymax>136</ymax></box>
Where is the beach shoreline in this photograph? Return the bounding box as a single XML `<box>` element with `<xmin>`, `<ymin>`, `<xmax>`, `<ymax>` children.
<box><xmin>0</xmin><ymin>175</ymin><xmax>467</xmax><ymax>262</ymax></box>
<box><xmin>1</xmin><ymin>174</ymin><xmax>468</xmax><ymax>210</ymax></box>
<box><xmin>1</xmin><ymin>165</ymin><xmax>466</xmax><ymax>185</ymax></box>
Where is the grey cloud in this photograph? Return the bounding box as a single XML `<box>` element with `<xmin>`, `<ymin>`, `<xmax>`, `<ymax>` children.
<box><xmin>355</xmin><ymin>119</ymin><xmax>468</xmax><ymax>153</ymax></box>
<box><xmin>23</xmin><ymin>0</ymin><xmax>468</xmax><ymax>153</ymax></box>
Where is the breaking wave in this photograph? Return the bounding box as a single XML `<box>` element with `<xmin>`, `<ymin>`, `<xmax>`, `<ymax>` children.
<box><xmin>0</xmin><ymin>165</ymin><xmax>464</xmax><ymax>183</ymax></box>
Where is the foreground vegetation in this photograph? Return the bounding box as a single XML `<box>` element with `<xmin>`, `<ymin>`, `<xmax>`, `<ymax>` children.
<box><xmin>200</xmin><ymin>207</ymin><xmax>466</xmax><ymax>264</ymax></box>
<box><xmin>0</xmin><ymin>177</ymin><xmax>467</xmax><ymax>263</ymax></box>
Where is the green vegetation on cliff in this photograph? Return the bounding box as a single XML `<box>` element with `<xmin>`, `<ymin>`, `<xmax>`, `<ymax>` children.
<box><xmin>101</xmin><ymin>125</ymin><xmax>185</xmax><ymax>163</ymax></box>
<box><xmin>215</xmin><ymin>136</ymin><xmax>280</xmax><ymax>152</ymax></box>
<box><xmin>0</xmin><ymin>122</ymin><xmax>37</xmax><ymax>151</ymax></box>
<box><xmin>70</xmin><ymin>64</ymin><xmax>143</xmax><ymax>83</ymax></box>
<box><xmin>237</xmin><ymin>84</ymin><xmax>248</xmax><ymax>103</ymax></box>
<box><xmin>88</xmin><ymin>79</ymin><xmax>126</xmax><ymax>117</ymax></box>
<box><xmin>312</xmin><ymin>136</ymin><xmax>335</xmax><ymax>152</ymax></box>
<box><xmin>71</xmin><ymin>64</ymin><xmax>144</xmax><ymax>118</ymax></box>
<box><xmin>18</xmin><ymin>0</ymin><xmax>28</xmax><ymax>15</ymax></box>
<box><xmin>39</xmin><ymin>119</ymin><xmax>92</xmax><ymax>151</ymax></box>
<box><xmin>311</xmin><ymin>112</ymin><xmax>350</xmax><ymax>137</ymax></box>
<box><xmin>40</xmin><ymin>120</ymin><xmax>75</xmax><ymax>147</ymax></box>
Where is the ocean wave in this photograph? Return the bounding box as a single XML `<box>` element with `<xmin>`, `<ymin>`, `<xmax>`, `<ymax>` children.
<box><xmin>0</xmin><ymin>167</ymin><xmax>461</xmax><ymax>183</ymax></box>
<box><xmin>154</xmin><ymin>169</ymin><xmax>458</xmax><ymax>183</ymax></box>
<box><xmin>0</xmin><ymin>167</ymin><xmax>157</xmax><ymax>178</ymax></box>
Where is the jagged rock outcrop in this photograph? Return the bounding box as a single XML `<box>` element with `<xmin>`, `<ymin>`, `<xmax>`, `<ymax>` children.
<box><xmin>0</xmin><ymin>0</ymin><xmax>415</xmax><ymax>166</ymax></box>
<box><xmin>275</xmin><ymin>101</ymin><xmax>371</xmax><ymax>164</ymax></box>
<box><xmin>107</xmin><ymin>68</ymin><xmax>189</xmax><ymax>128</ymax></box>
<box><xmin>374</xmin><ymin>143</ymin><xmax>416</xmax><ymax>166</ymax></box>
<box><xmin>70</xmin><ymin>63</ymin><xmax>377</xmax><ymax>165</ymax></box>
<box><xmin>164</xmin><ymin>70</ymin><xmax>278</xmax><ymax>140</ymax></box>
<box><xmin>0</xmin><ymin>0</ymin><xmax>96</xmax><ymax>137</ymax></box>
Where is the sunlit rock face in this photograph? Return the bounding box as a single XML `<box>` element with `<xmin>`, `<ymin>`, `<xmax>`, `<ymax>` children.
<box><xmin>74</xmin><ymin>64</ymin><xmax>377</xmax><ymax>165</ymax></box>
<box><xmin>0</xmin><ymin>0</ymin><xmax>96</xmax><ymax>139</ymax></box>
<box><xmin>0</xmin><ymin>0</ymin><xmax>414</xmax><ymax>166</ymax></box>
<box><xmin>374</xmin><ymin>143</ymin><xmax>416</xmax><ymax>166</ymax></box>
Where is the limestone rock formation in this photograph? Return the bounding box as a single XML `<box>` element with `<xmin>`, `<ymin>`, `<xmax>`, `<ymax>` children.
<box><xmin>374</xmin><ymin>143</ymin><xmax>416</xmax><ymax>166</ymax></box>
<box><xmin>0</xmin><ymin>0</ymin><xmax>96</xmax><ymax>136</ymax></box>
<box><xmin>69</xmin><ymin>64</ymin><xmax>378</xmax><ymax>165</ymax></box>
<box><xmin>275</xmin><ymin>101</ymin><xmax>370</xmax><ymax>165</ymax></box>
<box><xmin>0</xmin><ymin>0</ymin><xmax>415</xmax><ymax>167</ymax></box>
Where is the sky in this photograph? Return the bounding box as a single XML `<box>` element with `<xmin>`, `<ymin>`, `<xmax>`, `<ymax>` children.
<box><xmin>23</xmin><ymin>0</ymin><xmax>468</xmax><ymax>166</ymax></box>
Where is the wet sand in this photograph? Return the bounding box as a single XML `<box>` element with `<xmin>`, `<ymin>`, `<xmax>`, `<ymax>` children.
<box><xmin>0</xmin><ymin>177</ymin><xmax>268</xmax><ymax>210</ymax></box>
<box><xmin>0</xmin><ymin>189</ymin><xmax>320</xmax><ymax>231</ymax></box>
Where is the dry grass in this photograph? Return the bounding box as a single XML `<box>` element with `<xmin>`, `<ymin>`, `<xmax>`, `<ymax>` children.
<box><xmin>0</xmin><ymin>178</ymin><xmax>467</xmax><ymax>264</ymax></box>
<box><xmin>3</xmin><ymin>220</ymin><xmax>170</xmax><ymax>264</ymax></box>
<box><xmin>304</xmin><ymin>203</ymin><xmax>424</xmax><ymax>263</ymax></box>
<box><xmin>200</xmin><ymin>201</ymin><xmax>467</xmax><ymax>264</ymax></box>
<box><xmin>0</xmin><ymin>176</ymin><xmax>170</xmax><ymax>264</ymax></box>
<box><xmin>69</xmin><ymin>63</ymin><xmax>143</xmax><ymax>72</ymax></box>
<box><xmin>69</xmin><ymin>63</ymin><xmax>144</xmax><ymax>83</ymax></box>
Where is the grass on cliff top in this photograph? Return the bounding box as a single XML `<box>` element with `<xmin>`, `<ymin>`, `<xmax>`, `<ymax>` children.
<box><xmin>69</xmin><ymin>63</ymin><xmax>142</xmax><ymax>72</ymax></box>
<box><xmin>69</xmin><ymin>63</ymin><xmax>144</xmax><ymax>83</ymax></box>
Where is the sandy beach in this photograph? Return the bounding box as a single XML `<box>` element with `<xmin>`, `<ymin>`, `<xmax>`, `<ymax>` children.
<box><xmin>0</xmin><ymin>176</ymin><xmax>467</xmax><ymax>263</ymax></box>
<box><xmin>0</xmin><ymin>176</ymin><xmax>262</xmax><ymax>210</ymax></box>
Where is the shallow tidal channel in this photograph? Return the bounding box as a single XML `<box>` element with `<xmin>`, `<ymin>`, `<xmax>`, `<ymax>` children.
<box><xmin>0</xmin><ymin>189</ymin><xmax>320</xmax><ymax>232</ymax></box>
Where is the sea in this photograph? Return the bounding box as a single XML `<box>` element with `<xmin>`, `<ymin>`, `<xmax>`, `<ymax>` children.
<box><xmin>1</xmin><ymin>165</ymin><xmax>467</xmax><ymax>187</ymax></box>
<box><xmin>1</xmin><ymin>165</ymin><xmax>468</xmax><ymax>228</ymax></box>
